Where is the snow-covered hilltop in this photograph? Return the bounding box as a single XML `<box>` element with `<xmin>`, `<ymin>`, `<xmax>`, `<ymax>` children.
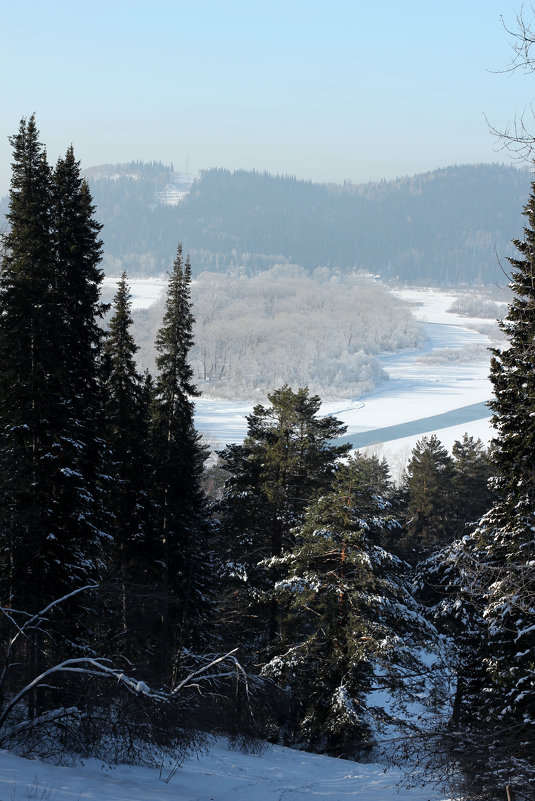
<box><xmin>154</xmin><ymin>171</ymin><xmax>196</xmax><ymax>206</ymax></box>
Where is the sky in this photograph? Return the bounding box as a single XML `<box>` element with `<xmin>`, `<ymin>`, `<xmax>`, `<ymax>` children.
<box><xmin>1</xmin><ymin>0</ymin><xmax>534</xmax><ymax>196</ymax></box>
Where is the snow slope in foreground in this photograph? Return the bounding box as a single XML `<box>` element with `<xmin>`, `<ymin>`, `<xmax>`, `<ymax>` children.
<box><xmin>0</xmin><ymin>739</ymin><xmax>452</xmax><ymax>801</ymax></box>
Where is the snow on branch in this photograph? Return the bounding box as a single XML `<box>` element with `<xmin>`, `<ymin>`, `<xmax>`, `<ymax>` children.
<box><xmin>171</xmin><ymin>648</ymin><xmax>249</xmax><ymax>698</ymax></box>
<box><xmin>0</xmin><ymin>587</ymin><xmax>250</xmax><ymax>736</ymax></box>
<box><xmin>0</xmin><ymin>584</ymin><xmax>98</xmax><ymax>691</ymax></box>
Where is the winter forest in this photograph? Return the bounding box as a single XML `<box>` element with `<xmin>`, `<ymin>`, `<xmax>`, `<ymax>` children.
<box><xmin>0</xmin><ymin>113</ymin><xmax>534</xmax><ymax>801</ymax></box>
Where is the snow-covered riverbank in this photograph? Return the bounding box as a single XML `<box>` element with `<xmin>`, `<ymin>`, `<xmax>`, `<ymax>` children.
<box><xmin>104</xmin><ymin>278</ymin><xmax>496</xmax><ymax>464</ymax></box>
<box><xmin>196</xmin><ymin>288</ymin><xmax>495</xmax><ymax>462</ymax></box>
<box><xmin>323</xmin><ymin>288</ymin><xmax>494</xmax><ymax>464</ymax></box>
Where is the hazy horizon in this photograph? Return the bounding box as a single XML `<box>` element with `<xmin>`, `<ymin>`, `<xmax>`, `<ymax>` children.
<box><xmin>1</xmin><ymin>0</ymin><xmax>534</xmax><ymax>197</ymax></box>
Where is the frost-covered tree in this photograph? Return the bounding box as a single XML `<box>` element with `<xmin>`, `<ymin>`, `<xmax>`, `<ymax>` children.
<box><xmin>263</xmin><ymin>455</ymin><xmax>441</xmax><ymax>755</ymax></box>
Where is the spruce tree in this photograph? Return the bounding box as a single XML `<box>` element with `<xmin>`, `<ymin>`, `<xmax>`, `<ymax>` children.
<box><xmin>47</xmin><ymin>144</ymin><xmax>108</xmax><ymax>601</ymax></box>
<box><xmin>469</xmin><ymin>181</ymin><xmax>535</xmax><ymax>763</ymax></box>
<box><xmin>102</xmin><ymin>273</ymin><xmax>155</xmax><ymax>662</ymax></box>
<box><xmin>0</xmin><ymin>118</ymin><xmax>107</xmax><ymax>612</ymax></box>
<box><xmin>151</xmin><ymin>244</ymin><xmax>209</xmax><ymax>674</ymax></box>
<box><xmin>450</xmin><ymin>434</ymin><xmax>493</xmax><ymax>538</ymax></box>
<box><xmin>0</xmin><ymin>117</ymin><xmax>109</xmax><ymax>719</ymax></box>
<box><xmin>403</xmin><ymin>434</ymin><xmax>455</xmax><ymax>557</ymax></box>
<box><xmin>0</xmin><ymin>116</ymin><xmax>56</xmax><ymax>609</ymax></box>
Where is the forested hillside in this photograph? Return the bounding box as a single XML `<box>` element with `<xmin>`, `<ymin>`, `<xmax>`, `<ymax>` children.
<box><xmin>2</xmin><ymin>161</ymin><xmax>527</xmax><ymax>284</ymax></box>
<box><xmin>6</xmin><ymin>160</ymin><xmax>530</xmax><ymax>286</ymax></box>
<box><xmin>169</xmin><ymin>165</ymin><xmax>530</xmax><ymax>284</ymax></box>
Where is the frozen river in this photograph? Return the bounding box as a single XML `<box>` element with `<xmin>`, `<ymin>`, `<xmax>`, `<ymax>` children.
<box><xmin>104</xmin><ymin>278</ymin><xmax>496</xmax><ymax>460</ymax></box>
<box><xmin>196</xmin><ymin>288</ymin><xmax>495</xmax><ymax>457</ymax></box>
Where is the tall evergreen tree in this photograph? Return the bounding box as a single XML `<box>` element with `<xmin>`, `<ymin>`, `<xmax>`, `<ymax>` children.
<box><xmin>0</xmin><ymin>117</ymin><xmax>110</xmax><ymax>725</ymax></box>
<box><xmin>47</xmin><ymin>144</ymin><xmax>108</xmax><ymax>601</ymax></box>
<box><xmin>450</xmin><ymin>434</ymin><xmax>493</xmax><ymax>538</ymax></box>
<box><xmin>0</xmin><ymin>118</ymin><xmax>107</xmax><ymax>612</ymax></box>
<box><xmin>0</xmin><ymin>116</ymin><xmax>56</xmax><ymax>609</ymax></box>
<box><xmin>102</xmin><ymin>273</ymin><xmax>155</xmax><ymax>661</ymax></box>
<box><xmin>151</xmin><ymin>244</ymin><xmax>209</xmax><ymax>673</ymax></box>
<box><xmin>468</xmin><ymin>181</ymin><xmax>535</xmax><ymax>761</ymax></box>
<box><xmin>430</xmin><ymin>180</ymin><xmax>535</xmax><ymax>798</ymax></box>
<box><xmin>403</xmin><ymin>434</ymin><xmax>455</xmax><ymax>557</ymax></box>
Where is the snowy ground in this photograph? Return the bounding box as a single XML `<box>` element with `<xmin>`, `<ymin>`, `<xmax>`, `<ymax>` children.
<box><xmin>102</xmin><ymin>276</ymin><xmax>168</xmax><ymax>310</ymax></box>
<box><xmin>0</xmin><ymin>739</ymin><xmax>452</xmax><ymax>800</ymax></box>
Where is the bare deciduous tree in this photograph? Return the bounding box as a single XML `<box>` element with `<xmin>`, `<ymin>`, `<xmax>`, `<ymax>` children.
<box><xmin>488</xmin><ymin>4</ymin><xmax>535</xmax><ymax>160</ymax></box>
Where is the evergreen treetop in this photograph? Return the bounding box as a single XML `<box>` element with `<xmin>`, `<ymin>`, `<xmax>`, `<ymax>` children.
<box><xmin>0</xmin><ymin>117</ymin><xmax>107</xmax><ymax>608</ymax></box>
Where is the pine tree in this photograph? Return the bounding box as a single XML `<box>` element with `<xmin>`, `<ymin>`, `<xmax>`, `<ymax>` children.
<box><xmin>151</xmin><ymin>244</ymin><xmax>209</xmax><ymax>674</ymax></box>
<box><xmin>216</xmin><ymin>385</ymin><xmax>350</xmax><ymax>651</ymax></box>
<box><xmin>264</xmin><ymin>455</ymin><xmax>440</xmax><ymax>755</ymax></box>
<box><xmin>403</xmin><ymin>434</ymin><xmax>455</xmax><ymax>557</ymax></box>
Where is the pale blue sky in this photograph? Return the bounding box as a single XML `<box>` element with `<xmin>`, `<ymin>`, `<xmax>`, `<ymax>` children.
<box><xmin>1</xmin><ymin>0</ymin><xmax>533</xmax><ymax>195</ymax></box>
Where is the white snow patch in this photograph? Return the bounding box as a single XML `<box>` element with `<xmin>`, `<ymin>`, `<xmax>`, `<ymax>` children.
<box><xmin>103</xmin><ymin>276</ymin><xmax>167</xmax><ymax>310</ymax></box>
<box><xmin>0</xmin><ymin>739</ymin><xmax>453</xmax><ymax>800</ymax></box>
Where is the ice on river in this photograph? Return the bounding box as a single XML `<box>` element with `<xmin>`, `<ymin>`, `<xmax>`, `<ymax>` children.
<box><xmin>103</xmin><ymin>278</ymin><xmax>496</xmax><ymax>462</ymax></box>
<box><xmin>102</xmin><ymin>276</ymin><xmax>167</xmax><ymax>310</ymax></box>
<box><xmin>196</xmin><ymin>288</ymin><xmax>495</xmax><ymax>461</ymax></box>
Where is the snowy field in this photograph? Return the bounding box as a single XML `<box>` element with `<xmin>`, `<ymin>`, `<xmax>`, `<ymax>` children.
<box><xmin>0</xmin><ymin>739</ymin><xmax>451</xmax><ymax>800</ymax></box>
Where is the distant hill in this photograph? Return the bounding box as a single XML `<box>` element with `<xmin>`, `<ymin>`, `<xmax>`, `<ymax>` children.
<box><xmin>1</xmin><ymin>162</ymin><xmax>531</xmax><ymax>284</ymax></box>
